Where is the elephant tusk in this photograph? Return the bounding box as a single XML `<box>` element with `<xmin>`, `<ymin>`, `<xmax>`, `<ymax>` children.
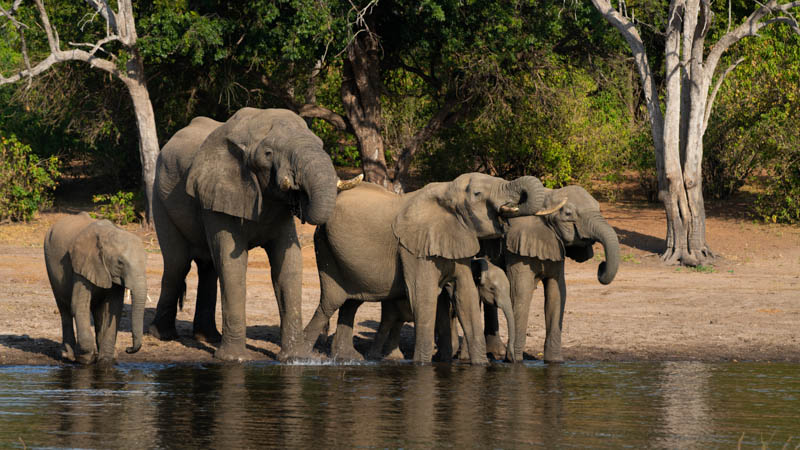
<box><xmin>499</xmin><ymin>205</ymin><xmax>520</xmax><ymax>216</ymax></box>
<box><xmin>280</xmin><ymin>176</ymin><xmax>293</xmax><ymax>192</ymax></box>
<box><xmin>535</xmin><ymin>197</ymin><xmax>567</xmax><ymax>216</ymax></box>
<box><xmin>337</xmin><ymin>173</ymin><xmax>364</xmax><ymax>191</ymax></box>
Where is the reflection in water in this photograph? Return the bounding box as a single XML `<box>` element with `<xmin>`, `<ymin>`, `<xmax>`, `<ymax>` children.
<box><xmin>659</xmin><ymin>361</ymin><xmax>711</xmax><ymax>447</ymax></box>
<box><xmin>0</xmin><ymin>362</ymin><xmax>798</xmax><ymax>447</ymax></box>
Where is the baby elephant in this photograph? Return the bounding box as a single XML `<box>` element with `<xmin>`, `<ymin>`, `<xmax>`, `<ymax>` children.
<box><xmin>368</xmin><ymin>258</ymin><xmax>515</xmax><ymax>361</ymax></box>
<box><xmin>44</xmin><ymin>212</ymin><xmax>147</xmax><ymax>364</ymax></box>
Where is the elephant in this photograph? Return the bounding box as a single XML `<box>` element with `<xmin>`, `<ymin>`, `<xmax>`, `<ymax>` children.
<box><xmin>44</xmin><ymin>212</ymin><xmax>146</xmax><ymax>364</ymax></box>
<box><xmin>302</xmin><ymin>174</ymin><xmax>547</xmax><ymax>364</ymax></box>
<box><xmin>484</xmin><ymin>185</ymin><xmax>620</xmax><ymax>363</ymax></box>
<box><xmin>367</xmin><ymin>256</ymin><xmax>515</xmax><ymax>362</ymax></box>
<box><xmin>148</xmin><ymin>107</ymin><xmax>339</xmax><ymax>361</ymax></box>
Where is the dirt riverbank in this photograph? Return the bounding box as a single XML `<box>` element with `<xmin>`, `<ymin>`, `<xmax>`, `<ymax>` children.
<box><xmin>2</xmin><ymin>198</ymin><xmax>799</xmax><ymax>365</ymax></box>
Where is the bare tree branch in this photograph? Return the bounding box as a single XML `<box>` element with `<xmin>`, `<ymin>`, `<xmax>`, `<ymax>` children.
<box><xmin>68</xmin><ymin>35</ymin><xmax>120</xmax><ymax>57</ymax></box>
<box><xmin>85</xmin><ymin>0</ymin><xmax>118</xmax><ymax>34</ymax></box>
<box><xmin>706</xmin><ymin>0</ymin><xmax>800</xmax><ymax>78</ymax></box>
<box><xmin>591</xmin><ymin>0</ymin><xmax>667</xmax><ymax>156</ymax></box>
<box><xmin>703</xmin><ymin>56</ymin><xmax>744</xmax><ymax>133</ymax></box>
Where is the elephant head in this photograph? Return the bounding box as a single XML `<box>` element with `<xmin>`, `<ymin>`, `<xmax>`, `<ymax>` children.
<box><xmin>393</xmin><ymin>173</ymin><xmax>546</xmax><ymax>259</ymax></box>
<box><xmin>70</xmin><ymin>220</ymin><xmax>147</xmax><ymax>353</ymax></box>
<box><xmin>472</xmin><ymin>258</ymin><xmax>516</xmax><ymax>362</ymax></box>
<box><xmin>185</xmin><ymin>108</ymin><xmax>338</xmax><ymax>225</ymax></box>
<box><xmin>506</xmin><ymin>185</ymin><xmax>620</xmax><ymax>285</ymax></box>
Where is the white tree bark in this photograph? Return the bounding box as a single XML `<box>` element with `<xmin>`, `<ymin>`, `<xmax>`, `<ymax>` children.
<box><xmin>591</xmin><ymin>0</ymin><xmax>800</xmax><ymax>265</ymax></box>
<box><xmin>1</xmin><ymin>0</ymin><xmax>159</xmax><ymax>225</ymax></box>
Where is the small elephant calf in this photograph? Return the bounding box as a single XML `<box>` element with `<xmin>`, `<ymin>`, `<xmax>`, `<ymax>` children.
<box><xmin>44</xmin><ymin>212</ymin><xmax>147</xmax><ymax>364</ymax></box>
<box><xmin>367</xmin><ymin>257</ymin><xmax>515</xmax><ymax>361</ymax></box>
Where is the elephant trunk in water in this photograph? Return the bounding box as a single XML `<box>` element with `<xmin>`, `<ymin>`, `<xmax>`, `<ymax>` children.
<box><xmin>295</xmin><ymin>142</ymin><xmax>338</xmax><ymax>225</ymax></box>
<box><xmin>126</xmin><ymin>276</ymin><xmax>146</xmax><ymax>354</ymax></box>
<box><xmin>587</xmin><ymin>214</ymin><xmax>620</xmax><ymax>285</ymax></box>
<box><xmin>503</xmin><ymin>176</ymin><xmax>546</xmax><ymax>216</ymax></box>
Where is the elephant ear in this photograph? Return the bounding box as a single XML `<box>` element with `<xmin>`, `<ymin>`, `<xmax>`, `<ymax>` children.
<box><xmin>70</xmin><ymin>221</ymin><xmax>113</xmax><ymax>289</ymax></box>
<box><xmin>505</xmin><ymin>215</ymin><xmax>564</xmax><ymax>261</ymax></box>
<box><xmin>565</xmin><ymin>244</ymin><xmax>594</xmax><ymax>262</ymax></box>
<box><xmin>185</xmin><ymin>108</ymin><xmax>276</xmax><ymax>221</ymax></box>
<box><xmin>393</xmin><ymin>184</ymin><xmax>480</xmax><ymax>259</ymax></box>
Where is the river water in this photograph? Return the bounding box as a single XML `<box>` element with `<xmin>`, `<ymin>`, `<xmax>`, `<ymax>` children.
<box><xmin>0</xmin><ymin>361</ymin><xmax>797</xmax><ymax>448</ymax></box>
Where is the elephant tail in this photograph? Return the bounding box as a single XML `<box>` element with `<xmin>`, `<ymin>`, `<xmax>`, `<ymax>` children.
<box><xmin>178</xmin><ymin>279</ymin><xmax>186</xmax><ymax>311</ymax></box>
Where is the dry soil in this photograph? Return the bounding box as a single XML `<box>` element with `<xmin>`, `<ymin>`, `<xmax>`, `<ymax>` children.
<box><xmin>1</xmin><ymin>197</ymin><xmax>799</xmax><ymax>365</ymax></box>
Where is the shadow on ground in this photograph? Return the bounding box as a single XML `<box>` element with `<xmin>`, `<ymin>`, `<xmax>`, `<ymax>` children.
<box><xmin>613</xmin><ymin>227</ymin><xmax>664</xmax><ymax>254</ymax></box>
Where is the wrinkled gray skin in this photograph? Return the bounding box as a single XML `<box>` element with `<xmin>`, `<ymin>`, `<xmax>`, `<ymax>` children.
<box><xmin>304</xmin><ymin>174</ymin><xmax>545</xmax><ymax>364</ymax></box>
<box><xmin>149</xmin><ymin>108</ymin><xmax>338</xmax><ymax>361</ymax></box>
<box><xmin>44</xmin><ymin>212</ymin><xmax>147</xmax><ymax>365</ymax></box>
<box><xmin>367</xmin><ymin>257</ymin><xmax>515</xmax><ymax>362</ymax></box>
<box><xmin>488</xmin><ymin>185</ymin><xmax>619</xmax><ymax>363</ymax></box>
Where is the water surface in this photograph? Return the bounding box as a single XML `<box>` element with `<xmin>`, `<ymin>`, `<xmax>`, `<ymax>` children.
<box><xmin>1</xmin><ymin>361</ymin><xmax>798</xmax><ymax>448</ymax></box>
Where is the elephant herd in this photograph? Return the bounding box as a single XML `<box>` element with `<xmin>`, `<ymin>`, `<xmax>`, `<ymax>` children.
<box><xmin>44</xmin><ymin>107</ymin><xmax>619</xmax><ymax>366</ymax></box>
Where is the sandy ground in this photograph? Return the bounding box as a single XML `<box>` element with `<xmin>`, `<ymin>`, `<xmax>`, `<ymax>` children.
<box><xmin>1</xmin><ymin>199</ymin><xmax>799</xmax><ymax>365</ymax></box>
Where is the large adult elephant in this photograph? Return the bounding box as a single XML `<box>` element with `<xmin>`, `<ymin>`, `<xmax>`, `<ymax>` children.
<box><xmin>303</xmin><ymin>174</ymin><xmax>547</xmax><ymax>364</ymax></box>
<box><xmin>491</xmin><ymin>185</ymin><xmax>620</xmax><ymax>363</ymax></box>
<box><xmin>149</xmin><ymin>107</ymin><xmax>339</xmax><ymax>361</ymax></box>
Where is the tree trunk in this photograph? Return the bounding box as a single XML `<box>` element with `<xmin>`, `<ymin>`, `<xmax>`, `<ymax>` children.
<box><xmin>123</xmin><ymin>52</ymin><xmax>159</xmax><ymax>226</ymax></box>
<box><xmin>340</xmin><ymin>33</ymin><xmax>390</xmax><ymax>188</ymax></box>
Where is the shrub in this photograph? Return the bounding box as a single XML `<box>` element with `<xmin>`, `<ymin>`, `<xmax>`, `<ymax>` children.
<box><xmin>0</xmin><ymin>135</ymin><xmax>60</xmax><ymax>222</ymax></box>
<box><xmin>91</xmin><ymin>190</ymin><xmax>141</xmax><ymax>225</ymax></box>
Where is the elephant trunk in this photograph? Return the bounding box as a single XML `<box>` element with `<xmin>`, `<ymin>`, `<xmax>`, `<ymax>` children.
<box><xmin>588</xmin><ymin>215</ymin><xmax>620</xmax><ymax>285</ymax></box>
<box><xmin>503</xmin><ymin>176</ymin><xmax>546</xmax><ymax>216</ymax></box>
<box><xmin>496</xmin><ymin>295</ymin><xmax>516</xmax><ymax>363</ymax></box>
<box><xmin>126</xmin><ymin>275</ymin><xmax>146</xmax><ymax>354</ymax></box>
<box><xmin>296</xmin><ymin>145</ymin><xmax>338</xmax><ymax>225</ymax></box>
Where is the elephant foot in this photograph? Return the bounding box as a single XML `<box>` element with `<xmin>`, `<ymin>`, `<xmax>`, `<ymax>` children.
<box><xmin>331</xmin><ymin>345</ymin><xmax>364</xmax><ymax>362</ymax></box>
<box><xmin>432</xmin><ymin>350</ymin><xmax>453</xmax><ymax>363</ymax></box>
<box><xmin>148</xmin><ymin>322</ymin><xmax>179</xmax><ymax>341</ymax></box>
<box><xmin>485</xmin><ymin>334</ymin><xmax>506</xmax><ymax>361</ymax></box>
<box><xmin>76</xmin><ymin>352</ymin><xmax>97</xmax><ymax>365</ymax></box>
<box><xmin>214</xmin><ymin>341</ymin><xmax>251</xmax><ymax>362</ymax></box>
<box><xmin>97</xmin><ymin>356</ymin><xmax>115</xmax><ymax>368</ymax></box>
<box><xmin>366</xmin><ymin>348</ymin><xmax>384</xmax><ymax>361</ymax></box>
<box><xmin>543</xmin><ymin>355</ymin><xmax>564</xmax><ymax>364</ymax></box>
<box><xmin>193</xmin><ymin>327</ymin><xmax>222</xmax><ymax>344</ymax></box>
<box><xmin>543</xmin><ymin>349</ymin><xmax>564</xmax><ymax>364</ymax></box>
<box><xmin>276</xmin><ymin>347</ymin><xmax>314</xmax><ymax>362</ymax></box>
<box><xmin>61</xmin><ymin>344</ymin><xmax>75</xmax><ymax>362</ymax></box>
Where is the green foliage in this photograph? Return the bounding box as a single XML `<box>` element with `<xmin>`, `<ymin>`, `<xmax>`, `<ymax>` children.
<box><xmin>0</xmin><ymin>135</ymin><xmax>60</xmax><ymax>222</ymax></box>
<box><xmin>91</xmin><ymin>191</ymin><xmax>141</xmax><ymax>225</ymax></box>
<box><xmin>418</xmin><ymin>54</ymin><xmax>641</xmax><ymax>187</ymax></box>
<box><xmin>706</xmin><ymin>26</ymin><xmax>800</xmax><ymax>222</ymax></box>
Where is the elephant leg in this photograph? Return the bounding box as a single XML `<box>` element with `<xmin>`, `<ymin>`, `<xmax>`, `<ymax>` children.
<box><xmin>433</xmin><ymin>291</ymin><xmax>454</xmax><ymax>362</ymax></box>
<box><xmin>483</xmin><ymin>305</ymin><xmax>505</xmax><ymax>361</ymax></box>
<box><xmin>56</xmin><ymin>296</ymin><xmax>76</xmax><ymax>361</ymax></box>
<box><xmin>150</xmin><ymin>201</ymin><xmax>190</xmax><ymax>341</ymax></box>
<box><xmin>542</xmin><ymin>272</ymin><xmax>567</xmax><ymax>363</ymax></box>
<box><xmin>71</xmin><ymin>279</ymin><xmax>97</xmax><ymax>364</ymax></box>
<box><xmin>452</xmin><ymin>261</ymin><xmax>488</xmax><ymax>365</ymax></box>
<box><xmin>265</xmin><ymin>220</ymin><xmax>304</xmax><ymax>361</ymax></box>
<box><xmin>95</xmin><ymin>287</ymin><xmax>124</xmax><ymax>365</ymax></box>
<box><xmin>369</xmin><ymin>300</ymin><xmax>405</xmax><ymax>360</ymax></box>
<box><xmin>205</xmin><ymin>212</ymin><xmax>250</xmax><ymax>362</ymax></box>
<box><xmin>331</xmin><ymin>299</ymin><xmax>364</xmax><ymax>360</ymax></box>
<box><xmin>507</xmin><ymin>256</ymin><xmax>536</xmax><ymax>362</ymax></box>
<box><xmin>193</xmin><ymin>259</ymin><xmax>221</xmax><ymax>344</ymax></box>
<box><xmin>400</xmin><ymin>250</ymin><xmax>444</xmax><ymax>364</ymax></box>
<box><xmin>302</xmin><ymin>233</ymin><xmax>347</xmax><ymax>355</ymax></box>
